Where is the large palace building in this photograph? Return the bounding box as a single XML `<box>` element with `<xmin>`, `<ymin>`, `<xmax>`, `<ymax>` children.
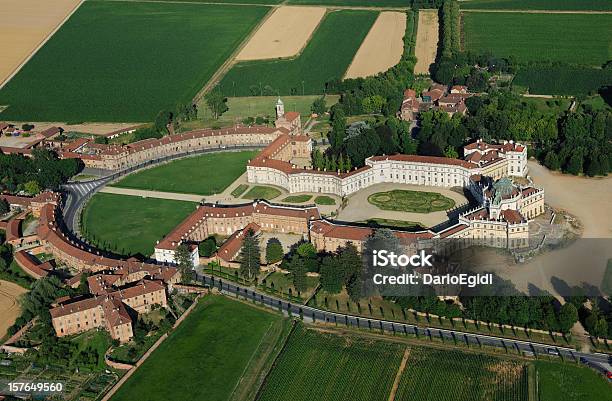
<box><xmin>246</xmin><ymin>135</ymin><xmax>527</xmax><ymax>198</ymax></box>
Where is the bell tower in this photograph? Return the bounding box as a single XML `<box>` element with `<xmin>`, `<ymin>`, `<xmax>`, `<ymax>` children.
<box><xmin>275</xmin><ymin>97</ymin><xmax>285</xmax><ymax>119</ymax></box>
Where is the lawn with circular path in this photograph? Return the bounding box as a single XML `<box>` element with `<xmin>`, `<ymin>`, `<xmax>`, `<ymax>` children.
<box><xmin>367</xmin><ymin>190</ymin><xmax>455</xmax><ymax>213</ymax></box>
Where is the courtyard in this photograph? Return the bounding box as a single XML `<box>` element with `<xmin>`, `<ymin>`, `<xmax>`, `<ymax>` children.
<box><xmin>338</xmin><ymin>183</ymin><xmax>469</xmax><ymax>228</ymax></box>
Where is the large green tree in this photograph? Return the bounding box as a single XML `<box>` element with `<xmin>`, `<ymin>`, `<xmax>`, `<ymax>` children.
<box><xmin>175</xmin><ymin>243</ymin><xmax>194</xmax><ymax>284</ymax></box>
<box><xmin>265</xmin><ymin>238</ymin><xmax>284</xmax><ymax>264</ymax></box>
<box><xmin>238</xmin><ymin>229</ymin><xmax>260</xmax><ymax>279</ymax></box>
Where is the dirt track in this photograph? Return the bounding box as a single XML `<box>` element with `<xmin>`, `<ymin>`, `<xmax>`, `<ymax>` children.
<box><xmin>413</xmin><ymin>10</ymin><xmax>439</xmax><ymax>75</ymax></box>
<box><xmin>0</xmin><ymin>0</ymin><xmax>83</xmax><ymax>88</ymax></box>
<box><xmin>236</xmin><ymin>6</ymin><xmax>326</xmax><ymax>61</ymax></box>
<box><xmin>0</xmin><ymin>280</ymin><xmax>27</xmax><ymax>339</ymax></box>
<box><xmin>344</xmin><ymin>12</ymin><xmax>406</xmax><ymax>79</ymax></box>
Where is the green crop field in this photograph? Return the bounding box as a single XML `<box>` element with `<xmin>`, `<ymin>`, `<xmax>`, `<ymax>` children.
<box><xmin>368</xmin><ymin>189</ymin><xmax>455</xmax><ymax>213</ymax></box>
<box><xmin>513</xmin><ymin>65</ymin><xmax>612</xmax><ymax>96</ymax></box>
<box><xmin>111</xmin><ymin>151</ymin><xmax>257</xmax><ymax>195</ymax></box>
<box><xmin>0</xmin><ymin>1</ymin><xmax>268</xmax><ymax>122</ymax></box>
<box><xmin>81</xmin><ymin>193</ymin><xmax>196</xmax><ymax>257</ymax></box>
<box><xmin>286</xmin><ymin>0</ymin><xmax>411</xmax><ymax>6</ymax></box>
<box><xmin>111</xmin><ymin>296</ymin><xmax>287</xmax><ymax>401</ymax></box>
<box><xmin>257</xmin><ymin>324</ymin><xmax>405</xmax><ymax>401</ymax></box>
<box><xmin>535</xmin><ymin>360</ymin><xmax>612</xmax><ymax>401</ymax></box>
<box><xmin>460</xmin><ymin>0</ymin><xmax>612</xmax><ymax>11</ymax></box>
<box><xmin>462</xmin><ymin>13</ymin><xmax>612</xmax><ymax>66</ymax></box>
<box><xmin>395</xmin><ymin>348</ymin><xmax>529</xmax><ymax>401</ymax></box>
<box><xmin>217</xmin><ymin>10</ymin><xmax>377</xmax><ymax>97</ymax></box>
<box><xmin>243</xmin><ymin>185</ymin><xmax>282</xmax><ymax>199</ymax></box>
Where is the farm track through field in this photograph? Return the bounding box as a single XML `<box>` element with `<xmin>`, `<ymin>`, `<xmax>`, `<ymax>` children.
<box><xmin>461</xmin><ymin>9</ymin><xmax>612</xmax><ymax>14</ymax></box>
<box><xmin>193</xmin><ymin>5</ymin><xmax>278</xmax><ymax>103</ymax></box>
<box><xmin>103</xmin><ymin>0</ymin><xmax>410</xmax><ymax>10</ymax></box>
<box><xmin>0</xmin><ymin>0</ymin><xmax>84</xmax><ymax>89</ymax></box>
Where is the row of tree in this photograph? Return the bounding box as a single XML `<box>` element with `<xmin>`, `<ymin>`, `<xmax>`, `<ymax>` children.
<box><xmin>311</xmin><ymin>149</ymin><xmax>353</xmax><ymax>173</ymax></box>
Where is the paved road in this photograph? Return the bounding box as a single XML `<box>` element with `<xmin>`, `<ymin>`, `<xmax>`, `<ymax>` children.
<box><xmin>98</xmin><ymin>187</ymin><xmax>204</xmax><ymax>202</ymax></box>
<box><xmin>195</xmin><ymin>272</ymin><xmax>612</xmax><ymax>369</ymax></box>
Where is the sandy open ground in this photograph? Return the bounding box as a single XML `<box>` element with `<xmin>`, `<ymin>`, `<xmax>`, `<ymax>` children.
<box><xmin>470</xmin><ymin>162</ymin><xmax>612</xmax><ymax>297</ymax></box>
<box><xmin>0</xmin><ymin>280</ymin><xmax>27</xmax><ymax>339</ymax></box>
<box><xmin>236</xmin><ymin>6</ymin><xmax>326</xmax><ymax>61</ymax></box>
<box><xmin>528</xmin><ymin>160</ymin><xmax>611</xmax><ymax>238</ymax></box>
<box><xmin>413</xmin><ymin>9</ymin><xmax>439</xmax><ymax>75</ymax></box>
<box><xmin>0</xmin><ymin>0</ymin><xmax>83</xmax><ymax>88</ymax></box>
<box><xmin>344</xmin><ymin>12</ymin><xmax>407</xmax><ymax>79</ymax></box>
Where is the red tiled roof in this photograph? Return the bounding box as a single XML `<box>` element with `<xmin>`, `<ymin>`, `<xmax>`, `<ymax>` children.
<box><xmin>217</xmin><ymin>222</ymin><xmax>261</xmax><ymax>262</ymax></box>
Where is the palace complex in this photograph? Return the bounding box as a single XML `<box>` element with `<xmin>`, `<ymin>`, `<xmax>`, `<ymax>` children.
<box><xmin>1</xmin><ymin>96</ymin><xmax>544</xmax><ymax>344</ymax></box>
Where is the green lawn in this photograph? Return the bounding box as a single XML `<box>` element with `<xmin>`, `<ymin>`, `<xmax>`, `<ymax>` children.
<box><xmin>217</xmin><ymin>10</ymin><xmax>377</xmax><ymax>96</ymax></box>
<box><xmin>81</xmin><ymin>193</ymin><xmax>196</xmax><ymax>257</ymax></box>
<box><xmin>110</xmin><ymin>296</ymin><xmax>285</xmax><ymax>401</ymax></box>
<box><xmin>359</xmin><ymin>218</ymin><xmax>423</xmax><ymax>229</ymax></box>
<box><xmin>535</xmin><ymin>360</ymin><xmax>612</xmax><ymax>401</ymax></box>
<box><xmin>281</xmin><ymin>195</ymin><xmax>313</xmax><ymax>203</ymax></box>
<box><xmin>243</xmin><ymin>185</ymin><xmax>282</xmax><ymax>200</ymax></box>
<box><xmin>368</xmin><ymin>189</ymin><xmax>455</xmax><ymax>213</ymax></box>
<box><xmin>199</xmin><ymin>95</ymin><xmax>340</xmax><ymax>121</ymax></box>
<box><xmin>460</xmin><ymin>0</ymin><xmax>612</xmax><ymax>11</ymax></box>
<box><xmin>258</xmin><ymin>323</ymin><xmax>405</xmax><ymax>401</ymax></box>
<box><xmin>462</xmin><ymin>13</ymin><xmax>612</xmax><ymax>66</ymax></box>
<box><xmin>0</xmin><ymin>1</ymin><xmax>268</xmax><ymax>122</ymax></box>
<box><xmin>112</xmin><ymin>151</ymin><xmax>257</xmax><ymax>195</ymax></box>
<box><xmin>231</xmin><ymin>184</ymin><xmax>250</xmax><ymax>197</ymax></box>
<box><xmin>314</xmin><ymin>195</ymin><xmax>336</xmax><ymax>205</ymax></box>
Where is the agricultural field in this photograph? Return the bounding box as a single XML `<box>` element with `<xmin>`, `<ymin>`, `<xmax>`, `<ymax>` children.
<box><xmin>0</xmin><ymin>0</ymin><xmax>82</xmax><ymax>87</ymax></box>
<box><xmin>513</xmin><ymin>65</ymin><xmax>612</xmax><ymax>96</ymax></box>
<box><xmin>0</xmin><ymin>280</ymin><xmax>27</xmax><ymax>339</ymax></box>
<box><xmin>414</xmin><ymin>9</ymin><xmax>439</xmax><ymax>74</ymax></box>
<box><xmin>111</xmin><ymin>151</ymin><xmax>257</xmax><ymax>195</ymax></box>
<box><xmin>286</xmin><ymin>0</ymin><xmax>411</xmax><ymax>6</ymax></box>
<box><xmin>462</xmin><ymin>13</ymin><xmax>612</xmax><ymax>66</ymax></box>
<box><xmin>459</xmin><ymin>0</ymin><xmax>612</xmax><ymax>11</ymax></box>
<box><xmin>0</xmin><ymin>1</ymin><xmax>268</xmax><ymax>122</ymax></box>
<box><xmin>257</xmin><ymin>324</ymin><xmax>406</xmax><ymax>401</ymax></box>
<box><xmin>110</xmin><ymin>296</ymin><xmax>289</xmax><ymax>401</ymax></box>
<box><xmin>237</xmin><ymin>6</ymin><xmax>326</xmax><ymax>61</ymax></box>
<box><xmin>81</xmin><ymin>193</ymin><xmax>196</xmax><ymax>257</ymax></box>
<box><xmin>217</xmin><ymin>10</ymin><xmax>377</xmax><ymax>96</ymax></box>
<box><xmin>368</xmin><ymin>189</ymin><xmax>455</xmax><ymax>213</ymax></box>
<box><xmin>534</xmin><ymin>360</ymin><xmax>612</xmax><ymax>401</ymax></box>
<box><xmin>344</xmin><ymin>12</ymin><xmax>407</xmax><ymax>79</ymax></box>
<box><xmin>394</xmin><ymin>348</ymin><xmax>529</xmax><ymax>401</ymax></box>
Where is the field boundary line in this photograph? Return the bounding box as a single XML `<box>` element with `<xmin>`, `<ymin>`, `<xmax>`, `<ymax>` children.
<box><xmin>193</xmin><ymin>5</ymin><xmax>279</xmax><ymax>102</ymax></box>
<box><xmin>387</xmin><ymin>346</ymin><xmax>411</xmax><ymax>401</ymax></box>
<box><xmin>100</xmin><ymin>294</ymin><xmax>203</xmax><ymax>401</ymax></box>
<box><xmin>461</xmin><ymin>9</ymin><xmax>612</xmax><ymax>14</ymax></box>
<box><xmin>0</xmin><ymin>0</ymin><xmax>85</xmax><ymax>90</ymax></box>
<box><xmin>227</xmin><ymin>320</ymin><xmax>277</xmax><ymax>401</ymax></box>
<box><xmin>237</xmin><ymin>7</ymin><xmax>330</xmax><ymax>64</ymax></box>
<box><xmin>101</xmin><ymin>0</ymin><xmax>280</xmax><ymax>6</ymax></box>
